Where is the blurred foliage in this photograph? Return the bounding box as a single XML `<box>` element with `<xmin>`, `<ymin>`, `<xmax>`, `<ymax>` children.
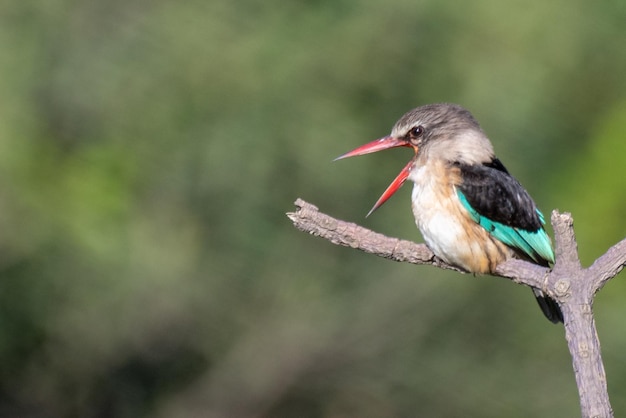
<box><xmin>0</xmin><ymin>0</ymin><xmax>624</xmax><ymax>417</ymax></box>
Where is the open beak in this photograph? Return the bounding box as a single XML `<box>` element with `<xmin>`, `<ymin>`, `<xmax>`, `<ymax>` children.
<box><xmin>335</xmin><ymin>136</ymin><xmax>416</xmax><ymax>216</ymax></box>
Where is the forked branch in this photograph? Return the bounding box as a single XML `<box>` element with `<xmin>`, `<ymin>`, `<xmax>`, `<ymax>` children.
<box><xmin>287</xmin><ymin>198</ymin><xmax>626</xmax><ymax>418</ymax></box>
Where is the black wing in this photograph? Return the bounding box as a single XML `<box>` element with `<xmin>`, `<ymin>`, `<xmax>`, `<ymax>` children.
<box><xmin>454</xmin><ymin>158</ymin><xmax>543</xmax><ymax>232</ymax></box>
<box><xmin>455</xmin><ymin>159</ymin><xmax>562</xmax><ymax>323</ymax></box>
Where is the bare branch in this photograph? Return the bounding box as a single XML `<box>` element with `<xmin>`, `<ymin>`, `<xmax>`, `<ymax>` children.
<box><xmin>492</xmin><ymin>258</ymin><xmax>548</xmax><ymax>288</ymax></box>
<box><xmin>287</xmin><ymin>198</ymin><xmax>547</xmax><ymax>288</ymax></box>
<box><xmin>551</xmin><ymin>210</ymin><xmax>582</xmax><ymax>273</ymax></box>
<box><xmin>588</xmin><ymin>237</ymin><xmax>626</xmax><ymax>293</ymax></box>
<box><xmin>287</xmin><ymin>199</ymin><xmax>443</xmax><ymax>266</ymax></box>
<box><xmin>288</xmin><ymin>197</ymin><xmax>626</xmax><ymax>418</ymax></box>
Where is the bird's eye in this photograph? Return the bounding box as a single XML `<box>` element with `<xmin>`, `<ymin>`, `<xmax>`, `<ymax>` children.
<box><xmin>408</xmin><ymin>125</ymin><xmax>425</xmax><ymax>143</ymax></box>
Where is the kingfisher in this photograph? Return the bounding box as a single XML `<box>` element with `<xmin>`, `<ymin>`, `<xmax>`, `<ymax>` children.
<box><xmin>336</xmin><ymin>103</ymin><xmax>563</xmax><ymax>323</ymax></box>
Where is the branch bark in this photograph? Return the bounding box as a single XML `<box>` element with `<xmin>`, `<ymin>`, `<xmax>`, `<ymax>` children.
<box><xmin>287</xmin><ymin>198</ymin><xmax>626</xmax><ymax>418</ymax></box>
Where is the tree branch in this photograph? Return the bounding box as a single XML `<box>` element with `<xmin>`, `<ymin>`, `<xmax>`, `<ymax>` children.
<box><xmin>588</xmin><ymin>237</ymin><xmax>626</xmax><ymax>293</ymax></box>
<box><xmin>288</xmin><ymin>198</ymin><xmax>626</xmax><ymax>418</ymax></box>
<box><xmin>287</xmin><ymin>198</ymin><xmax>548</xmax><ymax>286</ymax></box>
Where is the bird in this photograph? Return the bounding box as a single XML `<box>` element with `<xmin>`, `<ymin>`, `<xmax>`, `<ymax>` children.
<box><xmin>335</xmin><ymin>103</ymin><xmax>563</xmax><ymax>323</ymax></box>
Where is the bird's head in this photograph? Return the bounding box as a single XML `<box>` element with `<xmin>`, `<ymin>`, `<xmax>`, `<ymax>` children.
<box><xmin>336</xmin><ymin>103</ymin><xmax>494</xmax><ymax>216</ymax></box>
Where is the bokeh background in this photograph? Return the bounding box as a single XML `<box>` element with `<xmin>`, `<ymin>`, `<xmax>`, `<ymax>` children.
<box><xmin>0</xmin><ymin>1</ymin><xmax>625</xmax><ymax>417</ymax></box>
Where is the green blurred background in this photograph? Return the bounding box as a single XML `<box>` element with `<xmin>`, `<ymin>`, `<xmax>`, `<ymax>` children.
<box><xmin>0</xmin><ymin>1</ymin><xmax>625</xmax><ymax>417</ymax></box>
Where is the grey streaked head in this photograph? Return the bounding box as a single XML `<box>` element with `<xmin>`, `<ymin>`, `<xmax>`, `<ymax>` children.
<box><xmin>391</xmin><ymin>103</ymin><xmax>480</xmax><ymax>137</ymax></box>
<box><xmin>391</xmin><ymin>103</ymin><xmax>494</xmax><ymax>165</ymax></box>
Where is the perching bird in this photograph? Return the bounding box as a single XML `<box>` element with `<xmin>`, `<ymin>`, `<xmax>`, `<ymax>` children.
<box><xmin>336</xmin><ymin>103</ymin><xmax>563</xmax><ymax>323</ymax></box>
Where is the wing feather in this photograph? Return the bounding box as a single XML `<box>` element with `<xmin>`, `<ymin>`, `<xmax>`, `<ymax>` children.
<box><xmin>454</xmin><ymin>160</ymin><xmax>554</xmax><ymax>265</ymax></box>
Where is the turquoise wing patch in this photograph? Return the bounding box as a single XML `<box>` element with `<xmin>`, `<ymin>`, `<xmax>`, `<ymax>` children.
<box><xmin>456</xmin><ymin>190</ymin><xmax>554</xmax><ymax>264</ymax></box>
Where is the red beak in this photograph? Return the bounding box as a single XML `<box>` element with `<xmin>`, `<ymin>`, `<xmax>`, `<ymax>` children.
<box><xmin>335</xmin><ymin>136</ymin><xmax>415</xmax><ymax>216</ymax></box>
